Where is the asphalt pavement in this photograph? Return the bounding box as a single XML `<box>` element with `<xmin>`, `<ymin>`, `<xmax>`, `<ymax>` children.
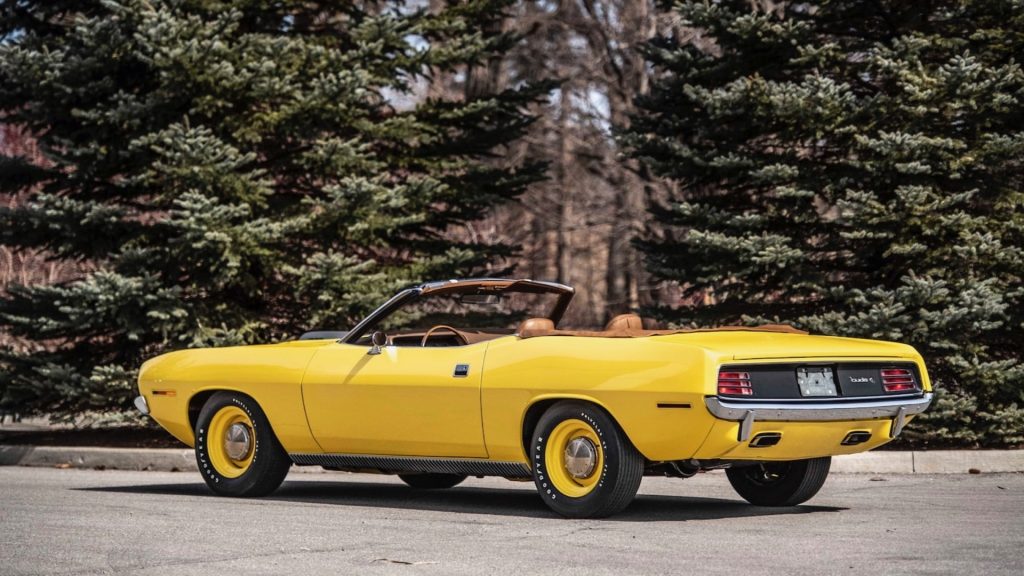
<box><xmin>1</xmin><ymin>466</ymin><xmax>1021</xmax><ymax>575</ymax></box>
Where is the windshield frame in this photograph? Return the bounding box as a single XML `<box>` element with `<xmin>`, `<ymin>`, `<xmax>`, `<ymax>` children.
<box><xmin>340</xmin><ymin>278</ymin><xmax>574</xmax><ymax>344</ymax></box>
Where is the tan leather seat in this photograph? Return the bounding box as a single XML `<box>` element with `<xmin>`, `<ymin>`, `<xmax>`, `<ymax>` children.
<box><xmin>604</xmin><ymin>313</ymin><xmax>643</xmax><ymax>331</ymax></box>
<box><xmin>517</xmin><ymin>317</ymin><xmax>555</xmax><ymax>337</ymax></box>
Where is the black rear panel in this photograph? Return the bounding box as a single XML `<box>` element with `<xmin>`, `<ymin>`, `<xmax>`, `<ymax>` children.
<box><xmin>718</xmin><ymin>362</ymin><xmax>922</xmax><ymax>399</ymax></box>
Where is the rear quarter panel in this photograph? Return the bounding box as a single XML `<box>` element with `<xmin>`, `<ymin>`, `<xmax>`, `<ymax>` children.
<box><xmin>480</xmin><ymin>335</ymin><xmax>718</xmax><ymax>462</ymax></box>
<box><xmin>481</xmin><ymin>332</ymin><xmax>931</xmax><ymax>465</ymax></box>
<box><xmin>137</xmin><ymin>341</ymin><xmax>325</xmax><ymax>452</ymax></box>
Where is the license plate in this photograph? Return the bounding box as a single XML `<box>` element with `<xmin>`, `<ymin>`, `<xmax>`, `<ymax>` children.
<box><xmin>797</xmin><ymin>366</ymin><xmax>838</xmax><ymax>397</ymax></box>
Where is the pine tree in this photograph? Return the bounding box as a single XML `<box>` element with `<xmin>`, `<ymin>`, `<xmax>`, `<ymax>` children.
<box><xmin>0</xmin><ymin>0</ymin><xmax>550</xmax><ymax>419</ymax></box>
<box><xmin>624</xmin><ymin>0</ymin><xmax>1024</xmax><ymax>445</ymax></box>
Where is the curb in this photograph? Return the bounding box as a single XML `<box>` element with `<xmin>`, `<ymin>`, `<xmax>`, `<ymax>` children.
<box><xmin>0</xmin><ymin>445</ymin><xmax>197</xmax><ymax>472</ymax></box>
<box><xmin>832</xmin><ymin>450</ymin><xmax>1024</xmax><ymax>474</ymax></box>
<box><xmin>2</xmin><ymin>445</ymin><xmax>1023</xmax><ymax>474</ymax></box>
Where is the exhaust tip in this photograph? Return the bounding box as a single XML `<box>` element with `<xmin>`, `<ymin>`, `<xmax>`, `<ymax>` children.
<box><xmin>748</xmin><ymin>432</ymin><xmax>782</xmax><ymax>448</ymax></box>
<box><xmin>841</xmin><ymin>431</ymin><xmax>872</xmax><ymax>446</ymax></box>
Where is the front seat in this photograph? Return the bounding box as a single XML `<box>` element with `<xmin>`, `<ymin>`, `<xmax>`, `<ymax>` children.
<box><xmin>604</xmin><ymin>313</ymin><xmax>643</xmax><ymax>332</ymax></box>
<box><xmin>517</xmin><ymin>317</ymin><xmax>555</xmax><ymax>337</ymax></box>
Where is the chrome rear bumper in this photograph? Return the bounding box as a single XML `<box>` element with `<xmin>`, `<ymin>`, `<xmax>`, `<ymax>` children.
<box><xmin>705</xmin><ymin>393</ymin><xmax>933</xmax><ymax>441</ymax></box>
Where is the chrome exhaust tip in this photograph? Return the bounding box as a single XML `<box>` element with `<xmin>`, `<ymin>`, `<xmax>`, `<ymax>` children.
<box><xmin>748</xmin><ymin>432</ymin><xmax>782</xmax><ymax>448</ymax></box>
<box><xmin>841</xmin><ymin>431</ymin><xmax>872</xmax><ymax>446</ymax></box>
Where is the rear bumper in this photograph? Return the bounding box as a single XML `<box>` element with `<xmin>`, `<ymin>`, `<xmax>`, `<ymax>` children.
<box><xmin>705</xmin><ymin>393</ymin><xmax>933</xmax><ymax>422</ymax></box>
<box><xmin>705</xmin><ymin>392</ymin><xmax>933</xmax><ymax>441</ymax></box>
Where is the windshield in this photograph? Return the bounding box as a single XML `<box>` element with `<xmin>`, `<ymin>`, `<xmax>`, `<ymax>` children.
<box><xmin>347</xmin><ymin>281</ymin><xmax>572</xmax><ymax>346</ymax></box>
<box><xmin>380</xmin><ymin>290</ymin><xmax>560</xmax><ymax>333</ymax></box>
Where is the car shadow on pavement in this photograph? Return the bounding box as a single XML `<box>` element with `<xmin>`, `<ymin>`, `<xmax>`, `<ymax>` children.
<box><xmin>78</xmin><ymin>479</ymin><xmax>845</xmax><ymax>522</ymax></box>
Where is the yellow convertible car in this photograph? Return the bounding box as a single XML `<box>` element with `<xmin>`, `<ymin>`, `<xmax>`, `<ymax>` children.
<box><xmin>136</xmin><ymin>278</ymin><xmax>932</xmax><ymax>518</ymax></box>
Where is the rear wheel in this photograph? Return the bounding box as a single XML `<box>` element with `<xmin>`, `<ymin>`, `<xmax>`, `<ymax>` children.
<box><xmin>398</xmin><ymin>473</ymin><xmax>466</xmax><ymax>489</ymax></box>
<box><xmin>725</xmin><ymin>457</ymin><xmax>831</xmax><ymax>506</ymax></box>
<box><xmin>531</xmin><ymin>402</ymin><xmax>643</xmax><ymax>518</ymax></box>
<box><xmin>195</xmin><ymin>391</ymin><xmax>291</xmax><ymax>497</ymax></box>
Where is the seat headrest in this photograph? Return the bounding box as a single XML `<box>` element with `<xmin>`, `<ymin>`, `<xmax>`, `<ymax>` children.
<box><xmin>604</xmin><ymin>313</ymin><xmax>643</xmax><ymax>331</ymax></box>
<box><xmin>517</xmin><ymin>317</ymin><xmax>555</xmax><ymax>337</ymax></box>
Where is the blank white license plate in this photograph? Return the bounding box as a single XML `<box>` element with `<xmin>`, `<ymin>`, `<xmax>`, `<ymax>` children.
<box><xmin>797</xmin><ymin>367</ymin><xmax>838</xmax><ymax>397</ymax></box>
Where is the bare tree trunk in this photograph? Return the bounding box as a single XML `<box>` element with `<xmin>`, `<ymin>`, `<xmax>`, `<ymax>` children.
<box><xmin>555</xmin><ymin>85</ymin><xmax>574</xmax><ymax>286</ymax></box>
<box><xmin>465</xmin><ymin>1</ymin><xmax>665</xmax><ymax>326</ymax></box>
<box><xmin>593</xmin><ymin>0</ymin><xmax>655</xmax><ymax>318</ymax></box>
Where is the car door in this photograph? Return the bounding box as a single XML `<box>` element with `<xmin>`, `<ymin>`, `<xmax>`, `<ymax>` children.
<box><xmin>300</xmin><ymin>341</ymin><xmax>489</xmax><ymax>458</ymax></box>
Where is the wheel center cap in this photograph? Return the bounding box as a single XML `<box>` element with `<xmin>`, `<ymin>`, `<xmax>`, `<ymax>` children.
<box><xmin>564</xmin><ymin>437</ymin><xmax>598</xmax><ymax>479</ymax></box>
<box><xmin>224</xmin><ymin>422</ymin><xmax>252</xmax><ymax>461</ymax></box>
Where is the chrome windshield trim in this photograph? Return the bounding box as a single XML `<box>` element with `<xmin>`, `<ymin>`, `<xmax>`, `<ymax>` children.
<box><xmin>705</xmin><ymin>393</ymin><xmax>933</xmax><ymax>422</ymax></box>
<box><xmin>340</xmin><ymin>288</ymin><xmax>420</xmax><ymax>344</ymax></box>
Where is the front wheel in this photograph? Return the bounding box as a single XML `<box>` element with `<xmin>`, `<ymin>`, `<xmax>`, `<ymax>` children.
<box><xmin>725</xmin><ymin>457</ymin><xmax>831</xmax><ymax>506</ymax></box>
<box><xmin>195</xmin><ymin>391</ymin><xmax>291</xmax><ymax>497</ymax></box>
<box><xmin>531</xmin><ymin>402</ymin><xmax>644</xmax><ymax>518</ymax></box>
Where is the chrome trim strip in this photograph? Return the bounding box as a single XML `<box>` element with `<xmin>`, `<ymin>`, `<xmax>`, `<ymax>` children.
<box><xmin>705</xmin><ymin>393</ymin><xmax>933</xmax><ymax>423</ymax></box>
<box><xmin>289</xmin><ymin>453</ymin><xmax>532</xmax><ymax>478</ymax></box>
<box><xmin>341</xmin><ymin>288</ymin><xmax>420</xmax><ymax>344</ymax></box>
<box><xmin>739</xmin><ymin>410</ymin><xmax>755</xmax><ymax>442</ymax></box>
<box><xmin>133</xmin><ymin>395</ymin><xmax>149</xmax><ymax>416</ymax></box>
<box><xmin>891</xmin><ymin>406</ymin><xmax>908</xmax><ymax>437</ymax></box>
<box><xmin>711</xmin><ymin>391</ymin><xmax>923</xmax><ymax>404</ymax></box>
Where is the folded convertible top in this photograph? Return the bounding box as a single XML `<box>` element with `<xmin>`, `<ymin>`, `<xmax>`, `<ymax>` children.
<box><xmin>518</xmin><ymin>324</ymin><xmax>807</xmax><ymax>339</ymax></box>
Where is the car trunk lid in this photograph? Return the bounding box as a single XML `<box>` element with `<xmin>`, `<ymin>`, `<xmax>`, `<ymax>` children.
<box><xmin>669</xmin><ymin>331</ymin><xmax>914</xmax><ymax>360</ymax></box>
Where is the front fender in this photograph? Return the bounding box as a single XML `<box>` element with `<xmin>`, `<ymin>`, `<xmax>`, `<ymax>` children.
<box><xmin>137</xmin><ymin>343</ymin><xmax>324</xmax><ymax>452</ymax></box>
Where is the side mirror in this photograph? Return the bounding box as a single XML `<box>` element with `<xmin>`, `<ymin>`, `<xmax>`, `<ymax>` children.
<box><xmin>367</xmin><ymin>331</ymin><xmax>387</xmax><ymax>355</ymax></box>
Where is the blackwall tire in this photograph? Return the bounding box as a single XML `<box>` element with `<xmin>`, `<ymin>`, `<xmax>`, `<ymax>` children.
<box><xmin>194</xmin><ymin>391</ymin><xmax>291</xmax><ymax>497</ymax></box>
<box><xmin>725</xmin><ymin>457</ymin><xmax>831</xmax><ymax>506</ymax></box>
<box><xmin>530</xmin><ymin>401</ymin><xmax>643</xmax><ymax>518</ymax></box>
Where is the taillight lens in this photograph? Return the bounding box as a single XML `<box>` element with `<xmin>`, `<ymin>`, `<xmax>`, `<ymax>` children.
<box><xmin>881</xmin><ymin>368</ymin><xmax>916</xmax><ymax>392</ymax></box>
<box><xmin>718</xmin><ymin>371</ymin><xmax>753</xmax><ymax>396</ymax></box>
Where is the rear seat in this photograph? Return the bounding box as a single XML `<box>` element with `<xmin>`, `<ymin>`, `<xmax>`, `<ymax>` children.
<box><xmin>516</xmin><ymin>317</ymin><xmax>555</xmax><ymax>336</ymax></box>
<box><xmin>518</xmin><ymin>313</ymin><xmax>649</xmax><ymax>338</ymax></box>
<box><xmin>603</xmin><ymin>313</ymin><xmax>643</xmax><ymax>331</ymax></box>
<box><xmin>517</xmin><ymin>313</ymin><xmax>806</xmax><ymax>339</ymax></box>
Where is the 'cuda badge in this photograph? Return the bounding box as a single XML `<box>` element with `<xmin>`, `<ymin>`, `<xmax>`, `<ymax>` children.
<box><xmin>453</xmin><ymin>364</ymin><xmax>470</xmax><ymax>377</ymax></box>
<box><xmin>849</xmin><ymin>376</ymin><xmax>874</xmax><ymax>383</ymax></box>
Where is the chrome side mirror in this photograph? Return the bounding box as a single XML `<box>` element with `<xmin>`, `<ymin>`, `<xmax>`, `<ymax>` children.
<box><xmin>367</xmin><ymin>331</ymin><xmax>387</xmax><ymax>355</ymax></box>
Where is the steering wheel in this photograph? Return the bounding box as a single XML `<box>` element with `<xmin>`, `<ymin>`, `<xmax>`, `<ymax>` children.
<box><xmin>421</xmin><ymin>325</ymin><xmax>466</xmax><ymax>347</ymax></box>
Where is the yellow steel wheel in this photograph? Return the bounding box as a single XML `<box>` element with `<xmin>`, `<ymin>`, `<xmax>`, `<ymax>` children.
<box><xmin>206</xmin><ymin>405</ymin><xmax>255</xmax><ymax>479</ymax></box>
<box><xmin>545</xmin><ymin>418</ymin><xmax>604</xmax><ymax>498</ymax></box>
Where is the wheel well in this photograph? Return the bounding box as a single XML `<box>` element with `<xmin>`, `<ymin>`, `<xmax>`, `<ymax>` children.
<box><xmin>187</xmin><ymin>390</ymin><xmax>217</xmax><ymax>432</ymax></box>
<box><xmin>520</xmin><ymin>397</ymin><xmax>645</xmax><ymax>465</ymax></box>
<box><xmin>520</xmin><ymin>399</ymin><xmax>560</xmax><ymax>460</ymax></box>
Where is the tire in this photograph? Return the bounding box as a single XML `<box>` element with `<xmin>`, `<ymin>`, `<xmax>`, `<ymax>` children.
<box><xmin>398</xmin><ymin>473</ymin><xmax>467</xmax><ymax>489</ymax></box>
<box><xmin>194</xmin><ymin>391</ymin><xmax>291</xmax><ymax>497</ymax></box>
<box><xmin>725</xmin><ymin>457</ymin><xmax>832</xmax><ymax>506</ymax></box>
<box><xmin>530</xmin><ymin>401</ymin><xmax>644</xmax><ymax>518</ymax></box>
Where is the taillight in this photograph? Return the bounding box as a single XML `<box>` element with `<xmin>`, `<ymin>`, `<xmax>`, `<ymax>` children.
<box><xmin>881</xmin><ymin>368</ymin><xmax>916</xmax><ymax>392</ymax></box>
<box><xmin>718</xmin><ymin>371</ymin><xmax>753</xmax><ymax>396</ymax></box>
